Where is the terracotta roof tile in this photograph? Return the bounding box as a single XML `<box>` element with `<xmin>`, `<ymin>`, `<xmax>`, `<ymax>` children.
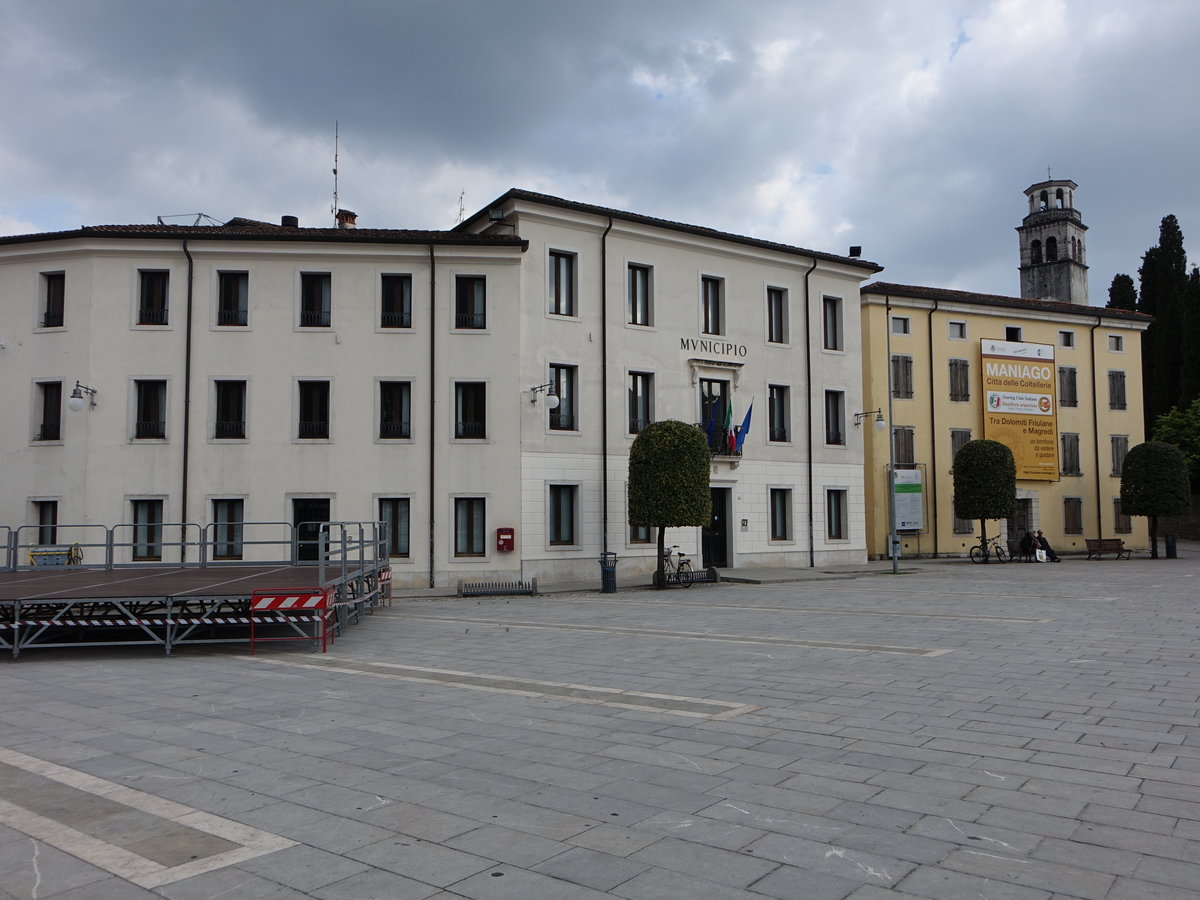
<box><xmin>862</xmin><ymin>281</ymin><xmax>1151</xmax><ymax>323</ymax></box>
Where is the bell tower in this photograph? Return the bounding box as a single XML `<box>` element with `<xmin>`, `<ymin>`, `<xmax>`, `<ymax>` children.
<box><xmin>1017</xmin><ymin>179</ymin><xmax>1088</xmax><ymax>304</ymax></box>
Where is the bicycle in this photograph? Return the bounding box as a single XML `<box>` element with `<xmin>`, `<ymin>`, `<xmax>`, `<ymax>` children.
<box><xmin>660</xmin><ymin>545</ymin><xmax>694</xmax><ymax>587</ymax></box>
<box><xmin>969</xmin><ymin>534</ymin><xmax>1009</xmax><ymax>564</ymax></box>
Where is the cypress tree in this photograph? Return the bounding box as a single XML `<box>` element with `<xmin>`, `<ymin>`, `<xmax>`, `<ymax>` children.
<box><xmin>1107</xmin><ymin>273</ymin><xmax>1137</xmax><ymax>311</ymax></box>
<box><xmin>1137</xmin><ymin>215</ymin><xmax>1189</xmax><ymax>433</ymax></box>
<box><xmin>1181</xmin><ymin>266</ymin><xmax>1200</xmax><ymax>406</ymax></box>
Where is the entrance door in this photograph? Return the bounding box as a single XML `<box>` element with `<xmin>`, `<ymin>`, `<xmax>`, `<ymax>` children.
<box><xmin>293</xmin><ymin>498</ymin><xmax>331</xmax><ymax>562</ymax></box>
<box><xmin>702</xmin><ymin>487</ymin><xmax>731</xmax><ymax>569</ymax></box>
<box><xmin>1008</xmin><ymin>498</ymin><xmax>1032</xmax><ymax>548</ymax></box>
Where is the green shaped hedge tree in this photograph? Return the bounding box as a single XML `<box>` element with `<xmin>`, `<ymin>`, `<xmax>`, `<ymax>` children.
<box><xmin>952</xmin><ymin>439</ymin><xmax>1017</xmax><ymax>561</ymax></box>
<box><xmin>628</xmin><ymin>420</ymin><xmax>712</xmax><ymax>587</ymax></box>
<box><xmin>1120</xmin><ymin>440</ymin><xmax>1190</xmax><ymax>558</ymax></box>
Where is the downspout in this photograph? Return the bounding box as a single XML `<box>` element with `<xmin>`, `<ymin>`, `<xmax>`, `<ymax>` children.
<box><xmin>428</xmin><ymin>244</ymin><xmax>437</xmax><ymax>588</ymax></box>
<box><xmin>926</xmin><ymin>299</ymin><xmax>939</xmax><ymax>557</ymax></box>
<box><xmin>1090</xmin><ymin>315</ymin><xmax>1103</xmax><ymax>538</ymax></box>
<box><xmin>181</xmin><ymin>239</ymin><xmax>195</xmax><ymax>563</ymax></box>
<box><xmin>600</xmin><ymin>217</ymin><xmax>613</xmax><ymax>555</ymax></box>
<box><xmin>803</xmin><ymin>257</ymin><xmax>818</xmax><ymax>567</ymax></box>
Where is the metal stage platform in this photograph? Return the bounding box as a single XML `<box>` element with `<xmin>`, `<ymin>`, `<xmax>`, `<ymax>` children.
<box><xmin>0</xmin><ymin>522</ymin><xmax>391</xmax><ymax>659</ymax></box>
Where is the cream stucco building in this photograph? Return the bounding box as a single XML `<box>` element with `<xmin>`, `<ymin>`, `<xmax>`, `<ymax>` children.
<box><xmin>1</xmin><ymin>191</ymin><xmax>881</xmax><ymax>585</ymax></box>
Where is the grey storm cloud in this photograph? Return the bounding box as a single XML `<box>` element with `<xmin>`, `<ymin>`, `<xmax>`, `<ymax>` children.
<box><xmin>2</xmin><ymin>0</ymin><xmax>1198</xmax><ymax>298</ymax></box>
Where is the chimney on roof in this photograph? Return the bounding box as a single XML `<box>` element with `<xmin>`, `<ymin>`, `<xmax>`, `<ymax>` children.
<box><xmin>335</xmin><ymin>209</ymin><xmax>358</xmax><ymax>230</ymax></box>
<box><xmin>281</xmin><ymin>215</ymin><xmax>299</xmax><ymax>228</ymax></box>
<box><xmin>848</xmin><ymin>246</ymin><xmax>862</xmax><ymax>258</ymax></box>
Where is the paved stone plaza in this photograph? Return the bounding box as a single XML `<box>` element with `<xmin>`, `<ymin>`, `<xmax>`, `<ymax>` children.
<box><xmin>1</xmin><ymin>547</ymin><xmax>1199</xmax><ymax>899</ymax></box>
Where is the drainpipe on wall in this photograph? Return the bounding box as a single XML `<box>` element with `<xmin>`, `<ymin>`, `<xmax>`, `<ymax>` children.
<box><xmin>428</xmin><ymin>243</ymin><xmax>437</xmax><ymax>588</ymax></box>
<box><xmin>802</xmin><ymin>257</ymin><xmax>818</xmax><ymax>567</ymax></box>
<box><xmin>600</xmin><ymin>217</ymin><xmax>613</xmax><ymax>555</ymax></box>
<box><xmin>1091</xmin><ymin>315</ymin><xmax>1103</xmax><ymax>538</ymax></box>
<box><xmin>926</xmin><ymin>299</ymin><xmax>939</xmax><ymax>557</ymax></box>
<box><xmin>181</xmin><ymin>239</ymin><xmax>195</xmax><ymax>563</ymax></box>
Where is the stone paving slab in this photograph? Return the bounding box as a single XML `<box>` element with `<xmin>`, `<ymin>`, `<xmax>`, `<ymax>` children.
<box><xmin>1</xmin><ymin>546</ymin><xmax>1199</xmax><ymax>897</ymax></box>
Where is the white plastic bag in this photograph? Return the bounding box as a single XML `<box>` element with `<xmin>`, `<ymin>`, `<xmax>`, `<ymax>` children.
<box><xmin>1035</xmin><ymin>548</ymin><xmax>1048</xmax><ymax>562</ymax></box>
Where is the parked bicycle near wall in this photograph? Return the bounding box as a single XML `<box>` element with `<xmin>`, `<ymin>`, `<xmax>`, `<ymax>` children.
<box><xmin>660</xmin><ymin>546</ymin><xmax>694</xmax><ymax>586</ymax></box>
<box><xmin>969</xmin><ymin>533</ymin><xmax>1009</xmax><ymax>563</ymax></box>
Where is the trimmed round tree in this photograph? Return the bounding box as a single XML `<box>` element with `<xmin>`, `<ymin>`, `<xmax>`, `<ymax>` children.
<box><xmin>1120</xmin><ymin>440</ymin><xmax>1191</xmax><ymax>559</ymax></box>
<box><xmin>952</xmin><ymin>439</ymin><xmax>1017</xmax><ymax>561</ymax></box>
<box><xmin>628</xmin><ymin>420</ymin><xmax>712</xmax><ymax>587</ymax></box>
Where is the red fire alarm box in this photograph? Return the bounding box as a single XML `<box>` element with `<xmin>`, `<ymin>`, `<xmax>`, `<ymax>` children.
<box><xmin>496</xmin><ymin>527</ymin><xmax>515</xmax><ymax>552</ymax></box>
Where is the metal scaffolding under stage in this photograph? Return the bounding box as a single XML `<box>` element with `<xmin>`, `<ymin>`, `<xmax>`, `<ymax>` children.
<box><xmin>0</xmin><ymin>521</ymin><xmax>391</xmax><ymax>659</ymax></box>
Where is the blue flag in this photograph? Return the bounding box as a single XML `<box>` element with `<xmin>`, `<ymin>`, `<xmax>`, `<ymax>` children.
<box><xmin>735</xmin><ymin>402</ymin><xmax>752</xmax><ymax>451</ymax></box>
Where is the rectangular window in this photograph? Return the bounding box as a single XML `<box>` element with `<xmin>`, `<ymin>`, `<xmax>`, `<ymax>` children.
<box><xmin>455</xmin><ymin>275</ymin><xmax>486</xmax><ymax>329</ymax></box>
<box><xmin>42</xmin><ymin>272</ymin><xmax>65</xmax><ymax>328</ymax></box>
<box><xmin>1114</xmin><ymin>498</ymin><xmax>1132</xmax><ymax>534</ymax></box>
<box><xmin>131</xmin><ymin>499</ymin><xmax>163</xmax><ymax>561</ymax></box>
<box><xmin>628</xmin><ymin>371</ymin><xmax>654</xmax><ymax>435</ymax></box>
<box><xmin>1109</xmin><ymin>334</ymin><xmax>1124</xmax><ymax>352</ymax></box>
<box><xmin>214</xmin><ymin>380</ymin><xmax>246</xmax><ymax>439</ymax></box>
<box><xmin>1059</xmin><ymin>330</ymin><xmax>1075</xmax><ymax>348</ymax></box>
<box><xmin>950</xmin><ymin>429</ymin><xmax>973</xmax><ymax>533</ymax></box>
<box><xmin>138</xmin><ymin>270</ymin><xmax>169</xmax><ymax>325</ymax></box>
<box><xmin>893</xmin><ymin>425</ymin><xmax>915</xmax><ymax>465</ymax></box>
<box><xmin>379</xmin><ymin>381</ymin><xmax>412</xmax><ymax>439</ymax></box>
<box><xmin>454</xmin><ymin>497</ymin><xmax>485</xmax><ymax>556</ymax></box>
<box><xmin>548</xmin><ymin>251</ymin><xmax>576</xmax><ymax>316</ymax></box>
<box><xmin>1109</xmin><ymin>370</ymin><xmax>1127</xmax><ymax>410</ymax></box>
<box><xmin>297</xmin><ymin>380</ymin><xmax>330</xmax><ymax>439</ymax></box>
<box><xmin>948</xmin><ymin>321</ymin><xmax>966</xmax><ymax>340</ymax></box>
<box><xmin>211</xmin><ymin>499</ymin><xmax>244</xmax><ymax>560</ymax></box>
<box><xmin>1059</xmin><ymin>367</ymin><xmax>1078</xmax><ymax>407</ymax></box>
<box><xmin>699</xmin><ymin>378</ymin><xmax>729</xmax><ymax>450</ymax></box>
<box><xmin>1006</xmin><ymin>325</ymin><xmax>1023</xmax><ymax>342</ymax></box>
<box><xmin>701</xmin><ymin>276</ymin><xmax>723</xmax><ymax>335</ymax></box>
<box><xmin>381</xmin><ymin>274</ymin><xmax>412</xmax><ymax>328</ymax></box>
<box><xmin>628</xmin><ymin>264</ymin><xmax>652</xmax><ymax>326</ymax></box>
<box><xmin>1111</xmin><ymin>434</ymin><xmax>1129</xmax><ymax>476</ymax></box>
<box><xmin>891</xmin><ymin>354</ymin><xmax>914</xmax><ymax>399</ymax></box>
<box><xmin>948</xmin><ymin>358</ymin><xmax>970</xmax><ymax>402</ymax></box>
<box><xmin>548</xmin><ymin>364</ymin><xmax>577</xmax><ymax>430</ymax></box>
<box><xmin>1060</xmin><ymin>433</ymin><xmax>1081</xmax><ymax>475</ymax></box>
<box><xmin>217</xmin><ymin>271</ymin><xmax>248</xmax><ymax>326</ymax></box>
<box><xmin>769</xmin><ymin>488</ymin><xmax>792</xmax><ymax>541</ymax></box>
<box><xmin>379</xmin><ymin>497</ymin><xmax>410</xmax><ymax>558</ymax></box>
<box><xmin>34</xmin><ymin>501</ymin><xmax>58</xmax><ymax>545</ymax></box>
<box><xmin>629</xmin><ymin>524</ymin><xmax>652</xmax><ymax>544</ymax></box>
<box><xmin>1064</xmin><ymin>497</ymin><xmax>1083</xmax><ymax>535</ymax></box>
<box><xmin>454</xmin><ymin>382</ymin><xmax>486</xmax><ymax>439</ymax></box>
<box><xmin>826</xmin><ymin>489</ymin><xmax>848</xmax><ymax>540</ymax></box>
<box><xmin>768</xmin><ymin>384</ymin><xmax>790</xmax><ymax>442</ymax></box>
<box><xmin>891</xmin><ymin>316</ymin><xmax>910</xmax><ymax>335</ymax></box>
<box><xmin>300</xmin><ymin>272</ymin><xmax>331</xmax><ymax>327</ymax></box>
<box><xmin>36</xmin><ymin>381</ymin><xmax>62</xmax><ymax>441</ymax></box>
<box><xmin>135</xmin><ymin>380</ymin><xmax>166</xmax><ymax>439</ymax></box>
<box><xmin>824</xmin><ymin>390</ymin><xmax>845</xmax><ymax>445</ymax></box>
<box><xmin>821</xmin><ymin>295</ymin><xmax>841</xmax><ymax>350</ymax></box>
<box><xmin>548</xmin><ymin>485</ymin><xmax>577</xmax><ymax>545</ymax></box>
<box><xmin>768</xmin><ymin>287</ymin><xmax>789</xmax><ymax>344</ymax></box>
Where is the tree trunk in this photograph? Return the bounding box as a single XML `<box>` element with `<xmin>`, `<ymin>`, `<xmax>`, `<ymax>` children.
<box><xmin>1150</xmin><ymin>515</ymin><xmax>1159</xmax><ymax>559</ymax></box>
<box><xmin>654</xmin><ymin>526</ymin><xmax>667</xmax><ymax>588</ymax></box>
<box><xmin>979</xmin><ymin>518</ymin><xmax>989</xmax><ymax>563</ymax></box>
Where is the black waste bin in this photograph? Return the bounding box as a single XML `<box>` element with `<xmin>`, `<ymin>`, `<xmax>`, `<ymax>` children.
<box><xmin>1165</xmin><ymin>533</ymin><xmax>1177</xmax><ymax>559</ymax></box>
<box><xmin>600</xmin><ymin>552</ymin><xmax>618</xmax><ymax>593</ymax></box>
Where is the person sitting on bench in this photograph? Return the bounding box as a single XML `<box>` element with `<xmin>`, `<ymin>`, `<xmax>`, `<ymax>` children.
<box><xmin>1036</xmin><ymin>530</ymin><xmax>1060</xmax><ymax>562</ymax></box>
<box><xmin>1019</xmin><ymin>530</ymin><xmax>1037</xmax><ymax>561</ymax></box>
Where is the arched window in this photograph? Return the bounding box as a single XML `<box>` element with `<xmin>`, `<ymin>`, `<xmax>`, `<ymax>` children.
<box><xmin>1040</xmin><ymin>190</ymin><xmax>1049</xmax><ymax>210</ymax></box>
<box><xmin>1071</xmin><ymin>237</ymin><xmax>1078</xmax><ymax>259</ymax></box>
<box><xmin>1031</xmin><ymin>240</ymin><xmax>1042</xmax><ymax>264</ymax></box>
<box><xmin>1046</xmin><ymin>236</ymin><xmax>1058</xmax><ymax>262</ymax></box>
<box><xmin>1055</xmin><ymin>188</ymin><xmax>1065</xmax><ymax>208</ymax></box>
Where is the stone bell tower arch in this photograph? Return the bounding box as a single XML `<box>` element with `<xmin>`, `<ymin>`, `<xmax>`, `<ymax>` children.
<box><xmin>1017</xmin><ymin>178</ymin><xmax>1089</xmax><ymax>304</ymax></box>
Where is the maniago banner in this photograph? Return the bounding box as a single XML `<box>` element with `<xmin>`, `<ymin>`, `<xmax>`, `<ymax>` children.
<box><xmin>980</xmin><ymin>339</ymin><xmax>1059</xmax><ymax>481</ymax></box>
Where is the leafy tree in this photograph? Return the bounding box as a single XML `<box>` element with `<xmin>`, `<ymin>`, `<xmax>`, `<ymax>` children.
<box><xmin>1137</xmin><ymin>215</ymin><xmax>1189</xmax><ymax>432</ymax></box>
<box><xmin>1120</xmin><ymin>441</ymin><xmax>1190</xmax><ymax>559</ymax></box>
<box><xmin>952</xmin><ymin>439</ymin><xmax>1016</xmax><ymax>561</ymax></box>
<box><xmin>628</xmin><ymin>420</ymin><xmax>711</xmax><ymax>587</ymax></box>
<box><xmin>1107</xmin><ymin>273</ymin><xmax>1137</xmax><ymax>311</ymax></box>
<box><xmin>1152</xmin><ymin>396</ymin><xmax>1200</xmax><ymax>490</ymax></box>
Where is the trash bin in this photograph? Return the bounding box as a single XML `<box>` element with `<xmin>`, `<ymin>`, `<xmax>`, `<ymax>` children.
<box><xmin>1165</xmin><ymin>533</ymin><xmax>1177</xmax><ymax>559</ymax></box>
<box><xmin>599</xmin><ymin>552</ymin><xmax>618</xmax><ymax>593</ymax></box>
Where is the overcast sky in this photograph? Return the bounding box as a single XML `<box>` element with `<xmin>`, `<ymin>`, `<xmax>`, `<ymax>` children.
<box><xmin>2</xmin><ymin>0</ymin><xmax>1196</xmax><ymax>300</ymax></box>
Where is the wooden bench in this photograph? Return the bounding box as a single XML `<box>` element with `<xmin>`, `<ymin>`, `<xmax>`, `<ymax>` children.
<box><xmin>1085</xmin><ymin>538</ymin><xmax>1131</xmax><ymax>560</ymax></box>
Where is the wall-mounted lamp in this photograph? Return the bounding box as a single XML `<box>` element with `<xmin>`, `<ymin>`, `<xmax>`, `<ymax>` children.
<box><xmin>530</xmin><ymin>382</ymin><xmax>560</xmax><ymax>409</ymax></box>
<box><xmin>853</xmin><ymin>408</ymin><xmax>885</xmax><ymax>430</ymax></box>
<box><xmin>67</xmin><ymin>381</ymin><xmax>98</xmax><ymax>411</ymax></box>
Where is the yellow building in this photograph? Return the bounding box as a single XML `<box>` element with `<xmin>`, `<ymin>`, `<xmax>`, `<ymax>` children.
<box><xmin>860</xmin><ymin>283</ymin><xmax>1151</xmax><ymax>559</ymax></box>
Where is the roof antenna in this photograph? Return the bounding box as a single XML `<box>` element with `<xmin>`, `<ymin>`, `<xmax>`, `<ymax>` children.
<box><xmin>456</xmin><ymin>190</ymin><xmax>465</xmax><ymax>225</ymax></box>
<box><xmin>331</xmin><ymin>121</ymin><xmax>340</xmax><ymax>226</ymax></box>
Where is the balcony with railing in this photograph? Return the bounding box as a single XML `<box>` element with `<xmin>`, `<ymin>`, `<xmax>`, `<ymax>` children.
<box><xmin>299</xmin><ymin>310</ymin><xmax>331</xmax><ymax>327</ymax></box>
<box><xmin>136</xmin><ymin>420</ymin><xmax>166</xmax><ymax>439</ymax></box>
<box><xmin>454</xmin><ymin>312</ymin><xmax>486</xmax><ymax>329</ymax></box>
<box><xmin>298</xmin><ymin>420</ymin><xmax>329</xmax><ymax>439</ymax></box>
<box><xmin>379</xmin><ymin>421</ymin><xmax>411</xmax><ymax>439</ymax></box>
<box><xmin>549</xmin><ymin>412</ymin><xmax>576</xmax><ymax>431</ymax></box>
<box><xmin>217</xmin><ymin>308</ymin><xmax>248</xmax><ymax>326</ymax></box>
<box><xmin>36</xmin><ymin>423</ymin><xmax>61</xmax><ymax>441</ymax></box>
<box><xmin>137</xmin><ymin>306</ymin><xmax>168</xmax><ymax>326</ymax></box>
<box><xmin>455</xmin><ymin>420</ymin><xmax>486</xmax><ymax>439</ymax></box>
<box><xmin>380</xmin><ymin>310</ymin><xmax>410</xmax><ymax>328</ymax></box>
<box><xmin>214</xmin><ymin>419</ymin><xmax>246</xmax><ymax>439</ymax></box>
